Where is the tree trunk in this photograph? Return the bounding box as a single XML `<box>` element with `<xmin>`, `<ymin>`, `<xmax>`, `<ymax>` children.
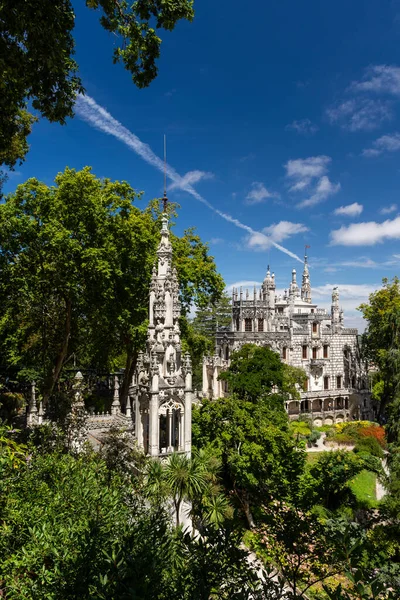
<box><xmin>120</xmin><ymin>349</ymin><xmax>138</xmax><ymax>410</ymax></box>
<box><xmin>175</xmin><ymin>498</ymin><xmax>181</xmax><ymax>528</ymax></box>
<box><xmin>242</xmin><ymin>495</ymin><xmax>255</xmax><ymax>529</ymax></box>
<box><xmin>43</xmin><ymin>297</ymin><xmax>72</xmax><ymax>402</ymax></box>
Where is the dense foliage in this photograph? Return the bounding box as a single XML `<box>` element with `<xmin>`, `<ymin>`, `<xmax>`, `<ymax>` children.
<box><xmin>358</xmin><ymin>277</ymin><xmax>400</xmax><ymax>423</ymax></box>
<box><xmin>0</xmin><ymin>0</ymin><xmax>194</xmax><ymax>180</ymax></box>
<box><xmin>0</xmin><ymin>168</ymin><xmax>224</xmax><ymax>406</ymax></box>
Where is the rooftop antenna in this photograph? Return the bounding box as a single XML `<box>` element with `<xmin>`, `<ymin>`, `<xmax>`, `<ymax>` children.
<box><xmin>162</xmin><ymin>134</ymin><xmax>168</xmax><ymax>213</ymax></box>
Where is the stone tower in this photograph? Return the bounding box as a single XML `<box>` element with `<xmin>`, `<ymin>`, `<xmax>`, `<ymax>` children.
<box><xmin>301</xmin><ymin>252</ymin><xmax>312</xmax><ymax>303</ymax></box>
<box><xmin>134</xmin><ymin>210</ymin><xmax>192</xmax><ymax>457</ymax></box>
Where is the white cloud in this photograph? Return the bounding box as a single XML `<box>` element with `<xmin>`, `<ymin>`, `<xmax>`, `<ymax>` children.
<box><xmin>340</xmin><ymin>258</ymin><xmax>377</xmax><ymax>268</ymax></box>
<box><xmin>334</xmin><ymin>202</ymin><xmax>363</xmax><ymax>217</ymax></box>
<box><xmin>313</xmin><ymin>283</ymin><xmax>378</xmax><ymax>300</ymax></box>
<box><xmin>208</xmin><ymin>237</ymin><xmax>224</xmax><ymax>245</ymax></box>
<box><xmin>285</xmin><ymin>119</ymin><xmax>319</xmax><ymax>135</ymax></box>
<box><xmin>380</xmin><ymin>203</ymin><xmax>398</xmax><ymax>214</ymax></box>
<box><xmin>285</xmin><ymin>156</ymin><xmax>340</xmax><ymax>208</ymax></box>
<box><xmin>351</xmin><ymin>65</ymin><xmax>400</xmax><ymax>96</ymax></box>
<box><xmin>362</xmin><ymin>132</ymin><xmax>400</xmax><ymax>157</ymax></box>
<box><xmin>263</xmin><ymin>221</ymin><xmax>309</xmax><ymax>242</ymax></box>
<box><xmin>330</xmin><ymin>216</ymin><xmax>400</xmax><ymax>245</ymax></box>
<box><xmin>246</xmin><ymin>221</ymin><xmax>308</xmax><ymax>250</ymax></box>
<box><xmin>326</xmin><ymin>98</ymin><xmax>392</xmax><ymax>132</ymax></box>
<box><xmin>74</xmin><ymin>94</ymin><xmax>303</xmax><ymax>263</ymax></box>
<box><xmin>297</xmin><ymin>176</ymin><xmax>341</xmax><ymax>208</ymax></box>
<box><xmin>169</xmin><ymin>170</ymin><xmax>213</xmax><ymax>191</ymax></box>
<box><xmin>245</xmin><ymin>181</ymin><xmax>278</xmax><ymax>205</ymax></box>
<box><xmin>313</xmin><ymin>282</ymin><xmax>380</xmax><ymax>332</ymax></box>
<box><xmin>285</xmin><ymin>156</ymin><xmax>330</xmax><ymax>191</ymax></box>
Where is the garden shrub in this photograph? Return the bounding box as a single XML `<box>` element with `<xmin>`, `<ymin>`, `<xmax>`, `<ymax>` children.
<box><xmin>359</xmin><ymin>425</ymin><xmax>386</xmax><ymax>448</ymax></box>
<box><xmin>307</xmin><ymin>430</ymin><xmax>321</xmax><ymax>447</ymax></box>
<box><xmin>354</xmin><ymin>437</ymin><xmax>385</xmax><ymax>458</ymax></box>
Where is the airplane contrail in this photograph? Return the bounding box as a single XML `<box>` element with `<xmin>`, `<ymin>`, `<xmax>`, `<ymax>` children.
<box><xmin>75</xmin><ymin>94</ymin><xmax>303</xmax><ymax>263</ymax></box>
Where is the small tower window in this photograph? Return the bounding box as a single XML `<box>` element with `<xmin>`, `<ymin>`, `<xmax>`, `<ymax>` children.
<box><xmin>245</xmin><ymin>318</ymin><xmax>252</xmax><ymax>332</ymax></box>
<box><xmin>258</xmin><ymin>318</ymin><xmax>264</xmax><ymax>332</ymax></box>
<box><xmin>323</xmin><ymin>345</ymin><xmax>329</xmax><ymax>358</ymax></box>
<box><xmin>236</xmin><ymin>318</ymin><xmax>240</xmax><ymax>331</ymax></box>
<box><xmin>324</xmin><ymin>376</ymin><xmax>329</xmax><ymax>390</ymax></box>
<box><xmin>312</xmin><ymin>322</ymin><xmax>318</xmax><ymax>333</ymax></box>
<box><xmin>302</xmin><ymin>345</ymin><xmax>308</xmax><ymax>359</ymax></box>
<box><xmin>282</xmin><ymin>346</ymin><xmax>287</xmax><ymax>360</ymax></box>
<box><xmin>336</xmin><ymin>375</ymin><xmax>342</xmax><ymax>389</ymax></box>
<box><xmin>303</xmin><ymin>378</ymin><xmax>309</xmax><ymax>392</ymax></box>
<box><xmin>312</xmin><ymin>347</ymin><xmax>317</xmax><ymax>359</ymax></box>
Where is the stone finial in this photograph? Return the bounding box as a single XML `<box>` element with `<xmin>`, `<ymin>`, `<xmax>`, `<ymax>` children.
<box><xmin>126</xmin><ymin>398</ymin><xmax>132</xmax><ymax>418</ymax></box>
<box><xmin>111</xmin><ymin>374</ymin><xmax>121</xmax><ymax>416</ymax></box>
<box><xmin>38</xmin><ymin>401</ymin><xmax>44</xmax><ymax>425</ymax></box>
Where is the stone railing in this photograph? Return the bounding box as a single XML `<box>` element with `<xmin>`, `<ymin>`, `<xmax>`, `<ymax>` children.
<box><xmin>300</xmin><ymin>388</ymin><xmax>352</xmax><ymax>399</ymax></box>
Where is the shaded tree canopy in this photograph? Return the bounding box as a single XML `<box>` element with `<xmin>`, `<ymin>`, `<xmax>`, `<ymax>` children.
<box><xmin>358</xmin><ymin>277</ymin><xmax>400</xmax><ymax>422</ymax></box>
<box><xmin>0</xmin><ymin>0</ymin><xmax>194</xmax><ymax>174</ymax></box>
<box><xmin>218</xmin><ymin>344</ymin><xmax>306</xmax><ymax>404</ymax></box>
<box><xmin>193</xmin><ymin>344</ymin><xmax>306</xmax><ymax>527</ymax></box>
<box><xmin>0</xmin><ymin>167</ymin><xmax>224</xmax><ymax>403</ymax></box>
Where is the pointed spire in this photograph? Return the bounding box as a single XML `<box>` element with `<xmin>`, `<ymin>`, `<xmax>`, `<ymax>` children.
<box><xmin>301</xmin><ymin>246</ymin><xmax>312</xmax><ymax>303</ymax></box>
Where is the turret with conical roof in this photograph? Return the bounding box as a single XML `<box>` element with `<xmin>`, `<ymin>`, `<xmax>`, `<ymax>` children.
<box><xmin>262</xmin><ymin>264</ymin><xmax>276</xmax><ymax>310</ymax></box>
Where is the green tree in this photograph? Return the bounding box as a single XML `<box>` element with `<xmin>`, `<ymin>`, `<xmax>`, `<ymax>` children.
<box><xmin>0</xmin><ymin>167</ymin><xmax>158</xmax><ymax>401</ymax></box>
<box><xmin>194</xmin><ymin>344</ymin><xmax>306</xmax><ymax>527</ymax></box>
<box><xmin>300</xmin><ymin>450</ymin><xmax>382</xmax><ymax>510</ymax></box>
<box><xmin>0</xmin><ymin>168</ymin><xmax>224</xmax><ymax>406</ymax></box>
<box><xmin>193</xmin><ymin>394</ymin><xmax>305</xmax><ymax>528</ymax></box>
<box><xmin>358</xmin><ymin>277</ymin><xmax>400</xmax><ymax>421</ymax></box>
<box><xmin>0</xmin><ymin>0</ymin><xmax>194</xmax><ymax>168</ymax></box>
<box><xmin>219</xmin><ymin>344</ymin><xmax>306</xmax><ymax>404</ymax></box>
<box><xmin>191</xmin><ymin>291</ymin><xmax>232</xmax><ymax>342</ymax></box>
<box><xmin>0</xmin><ymin>0</ymin><xmax>194</xmax><ymax>180</ymax></box>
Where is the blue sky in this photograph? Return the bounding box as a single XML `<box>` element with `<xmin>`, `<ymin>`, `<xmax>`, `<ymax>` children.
<box><xmin>5</xmin><ymin>0</ymin><xmax>400</xmax><ymax>329</ymax></box>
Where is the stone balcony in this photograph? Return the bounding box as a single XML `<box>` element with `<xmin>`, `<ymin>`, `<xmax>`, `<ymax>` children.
<box><xmin>310</xmin><ymin>358</ymin><xmax>325</xmax><ymax>367</ymax></box>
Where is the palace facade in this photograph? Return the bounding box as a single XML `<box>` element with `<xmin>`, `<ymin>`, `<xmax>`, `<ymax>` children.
<box><xmin>202</xmin><ymin>254</ymin><xmax>371</xmax><ymax>425</ymax></box>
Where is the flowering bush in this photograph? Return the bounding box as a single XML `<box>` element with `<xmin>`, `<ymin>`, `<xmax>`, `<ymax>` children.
<box><xmin>358</xmin><ymin>425</ymin><xmax>386</xmax><ymax>448</ymax></box>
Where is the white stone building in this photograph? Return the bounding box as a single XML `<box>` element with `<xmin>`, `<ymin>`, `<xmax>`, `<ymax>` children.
<box><xmin>130</xmin><ymin>210</ymin><xmax>193</xmax><ymax>456</ymax></box>
<box><xmin>203</xmin><ymin>254</ymin><xmax>371</xmax><ymax>425</ymax></box>
<box><xmin>29</xmin><ymin>209</ymin><xmax>193</xmax><ymax>457</ymax></box>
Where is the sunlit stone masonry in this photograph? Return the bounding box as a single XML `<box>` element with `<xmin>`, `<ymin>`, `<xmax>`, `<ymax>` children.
<box><xmin>203</xmin><ymin>253</ymin><xmax>371</xmax><ymax>425</ymax></box>
<box><xmin>131</xmin><ymin>210</ymin><xmax>193</xmax><ymax>456</ymax></box>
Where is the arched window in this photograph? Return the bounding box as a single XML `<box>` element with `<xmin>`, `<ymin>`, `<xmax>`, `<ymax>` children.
<box><xmin>245</xmin><ymin>318</ymin><xmax>252</xmax><ymax>332</ymax></box>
